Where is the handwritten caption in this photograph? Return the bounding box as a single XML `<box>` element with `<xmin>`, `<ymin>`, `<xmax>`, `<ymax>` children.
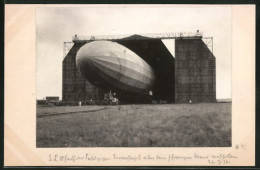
<box><xmin>48</xmin><ymin>152</ymin><xmax>238</xmax><ymax>165</ymax></box>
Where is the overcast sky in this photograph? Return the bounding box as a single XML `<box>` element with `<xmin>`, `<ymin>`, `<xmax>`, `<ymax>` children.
<box><xmin>36</xmin><ymin>5</ymin><xmax>232</xmax><ymax>100</ymax></box>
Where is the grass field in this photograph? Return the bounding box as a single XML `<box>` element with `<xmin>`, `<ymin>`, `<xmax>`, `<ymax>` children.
<box><xmin>36</xmin><ymin>103</ymin><xmax>231</xmax><ymax>147</ymax></box>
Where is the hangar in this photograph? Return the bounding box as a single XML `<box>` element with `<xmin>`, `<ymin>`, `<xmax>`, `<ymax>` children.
<box><xmin>62</xmin><ymin>32</ymin><xmax>216</xmax><ymax>103</ymax></box>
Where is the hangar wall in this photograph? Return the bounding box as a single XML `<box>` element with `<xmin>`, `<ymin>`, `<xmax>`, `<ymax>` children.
<box><xmin>175</xmin><ymin>39</ymin><xmax>216</xmax><ymax>103</ymax></box>
<box><xmin>62</xmin><ymin>44</ymin><xmax>105</xmax><ymax>102</ymax></box>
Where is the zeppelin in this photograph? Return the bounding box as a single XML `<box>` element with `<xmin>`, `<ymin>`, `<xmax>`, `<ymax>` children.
<box><xmin>76</xmin><ymin>41</ymin><xmax>155</xmax><ymax>94</ymax></box>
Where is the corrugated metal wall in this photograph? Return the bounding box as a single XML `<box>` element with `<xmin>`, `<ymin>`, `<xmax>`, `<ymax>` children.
<box><xmin>62</xmin><ymin>44</ymin><xmax>105</xmax><ymax>102</ymax></box>
<box><xmin>175</xmin><ymin>39</ymin><xmax>216</xmax><ymax>103</ymax></box>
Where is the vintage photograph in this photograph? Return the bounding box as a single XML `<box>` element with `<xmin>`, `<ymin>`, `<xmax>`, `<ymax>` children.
<box><xmin>36</xmin><ymin>6</ymin><xmax>232</xmax><ymax>147</ymax></box>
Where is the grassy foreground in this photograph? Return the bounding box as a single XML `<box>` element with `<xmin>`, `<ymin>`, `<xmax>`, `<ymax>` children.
<box><xmin>37</xmin><ymin>103</ymin><xmax>231</xmax><ymax>147</ymax></box>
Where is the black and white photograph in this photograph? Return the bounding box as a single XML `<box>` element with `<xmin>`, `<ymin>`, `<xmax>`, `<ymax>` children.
<box><xmin>36</xmin><ymin>5</ymin><xmax>232</xmax><ymax>147</ymax></box>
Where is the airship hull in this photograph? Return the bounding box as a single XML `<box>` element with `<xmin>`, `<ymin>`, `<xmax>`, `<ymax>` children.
<box><xmin>76</xmin><ymin>41</ymin><xmax>155</xmax><ymax>94</ymax></box>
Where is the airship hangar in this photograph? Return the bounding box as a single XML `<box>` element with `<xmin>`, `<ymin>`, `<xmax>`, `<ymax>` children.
<box><xmin>62</xmin><ymin>31</ymin><xmax>216</xmax><ymax>104</ymax></box>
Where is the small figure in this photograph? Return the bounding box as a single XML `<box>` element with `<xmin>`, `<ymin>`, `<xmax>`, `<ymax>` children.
<box><xmin>79</xmin><ymin>101</ymin><xmax>81</xmax><ymax>106</ymax></box>
<box><xmin>74</xmin><ymin>34</ymin><xmax>78</xmax><ymax>40</ymax></box>
<box><xmin>189</xmin><ymin>100</ymin><xmax>192</xmax><ymax>104</ymax></box>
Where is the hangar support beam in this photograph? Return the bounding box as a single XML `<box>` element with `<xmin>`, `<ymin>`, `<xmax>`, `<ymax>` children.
<box><xmin>72</xmin><ymin>31</ymin><xmax>204</xmax><ymax>43</ymax></box>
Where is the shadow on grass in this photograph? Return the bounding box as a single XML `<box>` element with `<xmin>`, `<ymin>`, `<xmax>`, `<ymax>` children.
<box><xmin>37</xmin><ymin>108</ymin><xmax>108</xmax><ymax>118</ymax></box>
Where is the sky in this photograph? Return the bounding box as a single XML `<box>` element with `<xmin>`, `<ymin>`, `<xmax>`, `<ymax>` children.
<box><xmin>36</xmin><ymin>5</ymin><xmax>232</xmax><ymax>100</ymax></box>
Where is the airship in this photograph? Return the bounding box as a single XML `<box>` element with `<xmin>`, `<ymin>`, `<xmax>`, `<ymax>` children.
<box><xmin>76</xmin><ymin>41</ymin><xmax>155</xmax><ymax>94</ymax></box>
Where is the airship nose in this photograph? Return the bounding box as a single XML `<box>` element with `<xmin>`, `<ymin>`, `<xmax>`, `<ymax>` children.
<box><xmin>76</xmin><ymin>47</ymin><xmax>121</xmax><ymax>81</ymax></box>
<box><xmin>76</xmin><ymin>41</ymin><xmax>119</xmax><ymax>69</ymax></box>
<box><xmin>76</xmin><ymin>41</ymin><xmax>155</xmax><ymax>94</ymax></box>
<box><xmin>79</xmin><ymin>52</ymin><xmax>120</xmax><ymax>72</ymax></box>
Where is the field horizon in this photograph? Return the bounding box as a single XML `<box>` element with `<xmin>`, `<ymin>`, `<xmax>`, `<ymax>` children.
<box><xmin>37</xmin><ymin>103</ymin><xmax>231</xmax><ymax>147</ymax></box>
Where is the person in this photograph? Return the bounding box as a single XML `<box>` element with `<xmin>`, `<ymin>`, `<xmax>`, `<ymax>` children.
<box><xmin>74</xmin><ymin>34</ymin><xmax>78</xmax><ymax>40</ymax></box>
<box><xmin>79</xmin><ymin>101</ymin><xmax>81</xmax><ymax>106</ymax></box>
